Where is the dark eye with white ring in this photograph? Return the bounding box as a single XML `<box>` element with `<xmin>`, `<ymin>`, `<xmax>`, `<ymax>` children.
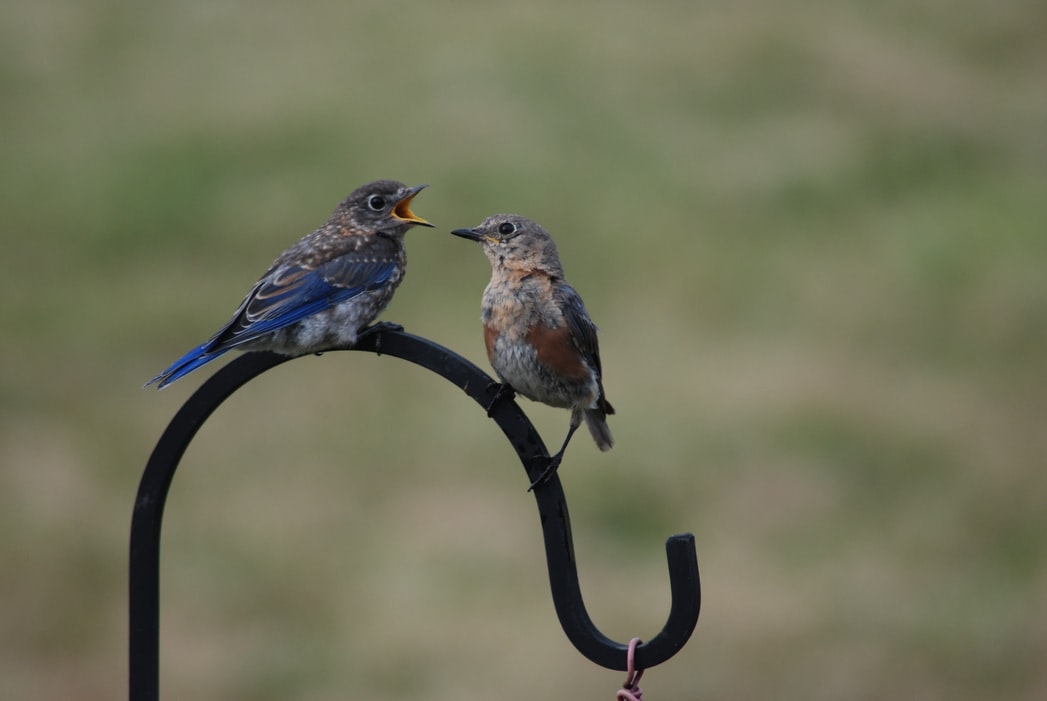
<box><xmin>367</xmin><ymin>195</ymin><xmax>386</xmax><ymax>211</ymax></box>
<box><xmin>498</xmin><ymin>221</ymin><xmax>515</xmax><ymax>235</ymax></box>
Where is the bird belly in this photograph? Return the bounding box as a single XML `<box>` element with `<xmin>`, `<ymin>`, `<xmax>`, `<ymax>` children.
<box><xmin>491</xmin><ymin>335</ymin><xmax>598</xmax><ymax>410</ymax></box>
<box><xmin>262</xmin><ymin>286</ymin><xmax>395</xmax><ymax>354</ymax></box>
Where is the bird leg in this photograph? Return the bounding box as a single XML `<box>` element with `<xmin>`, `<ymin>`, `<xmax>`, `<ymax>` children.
<box><xmin>484</xmin><ymin>382</ymin><xmax>516</xmax><ymax>417</ymax></box>
<box><xmin>528</xmin><ymin>410</ymin><xmax>583</xmax><ymax>490</ymax></box>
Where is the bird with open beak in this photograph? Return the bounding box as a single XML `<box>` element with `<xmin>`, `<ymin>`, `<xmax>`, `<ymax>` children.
<box><xmin>148</xmin><ymin>179</ymin><xmax>432</xmax><ymax>388</ymax></box>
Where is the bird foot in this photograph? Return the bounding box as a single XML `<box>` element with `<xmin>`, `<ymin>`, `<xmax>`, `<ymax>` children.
<box><xmin>527</xmin><ymin>454</ymin><xmax>563</xmax><ymax>491</ymax></box>
<box><xmin>484</xmin><ymin>382</ymin><xmax>516</xmax><ymax>417</ymax></box>
<box><xmin>360</xmin><ymin>321</ymin><xmax>405</xmax><ymax>336</ymax></box>
<box><xmin>359</xmin><ymin>321</ymin><xmax>404</xmax><ymax>355</ymax></box>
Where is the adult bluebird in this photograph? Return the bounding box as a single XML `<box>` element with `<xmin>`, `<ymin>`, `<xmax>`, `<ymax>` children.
<box><xmin>452</xmin><ymin>214</ymin><xmax>614</xmax><ymax>484</ymax></box>
<box><xmin>147</xmin><ymin>180</ymin><xmax>432</xmax><ymax>389</ymax></box>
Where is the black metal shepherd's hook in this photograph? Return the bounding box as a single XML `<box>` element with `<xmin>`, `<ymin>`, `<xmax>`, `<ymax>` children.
<box><xmin>130</xmin><ymin>327</ymin><xmax>700</xmax><ymax>700</ymax></box>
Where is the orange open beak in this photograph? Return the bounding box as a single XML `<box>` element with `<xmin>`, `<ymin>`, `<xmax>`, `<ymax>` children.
<box><xmin>392</xmin><ymin>184</ymin><xmax>434</xmax><ymax>227</ymax></box>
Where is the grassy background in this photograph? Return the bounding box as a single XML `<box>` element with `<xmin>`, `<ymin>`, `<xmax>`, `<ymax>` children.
<box><xmin>3</xmin><ymin>1</ymin><xmax>1045</xmax><ymax>699</ymax></box>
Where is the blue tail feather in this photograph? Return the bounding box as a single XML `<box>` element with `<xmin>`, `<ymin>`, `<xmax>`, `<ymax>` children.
<box><xmin>144</xmin><ymin>342</ymin><xmax>234</xmax><ymax>389</ymax></box>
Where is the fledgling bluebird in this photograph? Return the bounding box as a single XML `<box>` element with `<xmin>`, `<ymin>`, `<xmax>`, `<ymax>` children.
<box><xmin>146</xmin><ymin>180</ymin><xmax>432</xmax><ymax>389</ymax></box>
<box><xmin>452</xmin><ymin>214</ymin><xmax>614</xmax><ymax>484</ymax></box>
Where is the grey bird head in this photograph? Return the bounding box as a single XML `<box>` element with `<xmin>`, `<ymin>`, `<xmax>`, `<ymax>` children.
<box><xmin>338</xmin><ymin>180</ymin><xmax>434</xmax><ymax>236</ymax></box>
<box><xmin>451</xmin><ymin>213</ymin><xmax>565</xmax><ymax>276</ymax></box>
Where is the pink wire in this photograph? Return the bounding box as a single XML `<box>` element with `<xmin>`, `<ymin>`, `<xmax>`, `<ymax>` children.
<box><xmin>616</xmin><ymin>637</ymin><xmax>645</xmax><ymax>701</ymax></box>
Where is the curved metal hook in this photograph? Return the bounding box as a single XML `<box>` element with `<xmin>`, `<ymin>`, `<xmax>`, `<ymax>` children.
<box><xmin>130</xmin><ymin>328</ymin><xmax>700</xmax><ymax>699</ymax></box>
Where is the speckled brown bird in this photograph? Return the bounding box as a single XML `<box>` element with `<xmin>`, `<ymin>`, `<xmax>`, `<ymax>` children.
<box><xmin>147</xmin><ymin>180</ymin><xmax>431</xmax><ymax>388</ymax></box>
<box><xmin>452</xmin><ymin>214</ymin><xmax>614</xmax><ymax>484</ymax></box>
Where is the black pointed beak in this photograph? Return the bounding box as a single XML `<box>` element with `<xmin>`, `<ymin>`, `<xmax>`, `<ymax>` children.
<box><xmin>451</xmin><ymin>227</ymin><xmax>483</xmax><ymax>241</ymax></box>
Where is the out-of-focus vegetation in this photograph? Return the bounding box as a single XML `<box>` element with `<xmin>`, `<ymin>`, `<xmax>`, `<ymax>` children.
<box><xmin>2</xmin><ymin>1</ymin><xmax>1045</xmax><ymax>699</ymax></box>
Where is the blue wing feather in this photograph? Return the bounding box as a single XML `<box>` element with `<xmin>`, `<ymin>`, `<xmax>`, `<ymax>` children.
<box><xmin>558</xmin><ymin>285</ymin><xmax>615</xmax><ymax>415</ymax></box>
<box><xmin>559</xmin><ymin>286</ymin><xmax>602</xmax><ymax>373</ymax></box>
<box><xmin>211</xmin><ymin>260</ymin><xmax>395</xmax><ymax>349</ymax></box>
<box><xmin>147</xmin><ymin>258</ymin><xmax>396</xmax><ymax>388</ymax></box>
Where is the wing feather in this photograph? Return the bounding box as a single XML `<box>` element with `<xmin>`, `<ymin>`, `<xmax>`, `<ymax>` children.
<box><xmin>203</xmin><ymin>257</ymin><xmax>396</xmax><ymax>351</ymax></box>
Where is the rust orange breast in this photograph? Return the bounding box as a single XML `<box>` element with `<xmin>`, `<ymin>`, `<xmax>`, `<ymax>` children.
<box><xmin>526</xmin><ymin>324</ymin><xmax>590</xmax><ymax>379</ymax></box>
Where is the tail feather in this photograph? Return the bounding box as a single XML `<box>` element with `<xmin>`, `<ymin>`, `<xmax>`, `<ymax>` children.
<box><xmin>583</xmin><ymin>407</ymin><xmax>614</xmax><ymax>452</ymax></box>
<box><xmin>144</xmin><ymin>342</ymin><xmax>233</xmax><ymax>389</ymax></box>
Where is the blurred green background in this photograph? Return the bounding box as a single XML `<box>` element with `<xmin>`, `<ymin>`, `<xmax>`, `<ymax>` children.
<box><xmin>3</xmin><ymin>1</ymin><xmax>1045</xmax><ymax>699</ymax></box>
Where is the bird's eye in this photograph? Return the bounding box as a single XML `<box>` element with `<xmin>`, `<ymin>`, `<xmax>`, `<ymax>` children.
<box><xmin>498</xmin><ymin>222</ymin><xmax>515</xmax><ymax>235</ymax></box>
<box><xmin>367</xmin><ymin>195</ymin><xmax>387</xmax><ymax>211</ymax></box>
